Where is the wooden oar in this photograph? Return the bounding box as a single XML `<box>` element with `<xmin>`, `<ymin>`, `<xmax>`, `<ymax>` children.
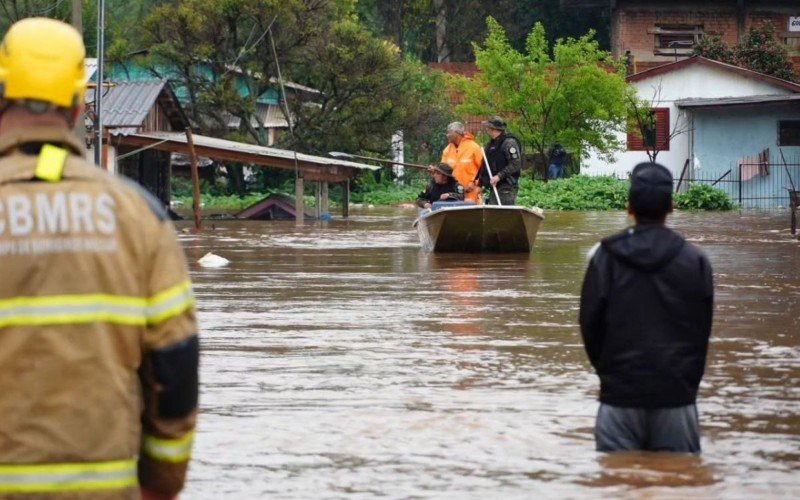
<box><xmin>328</xmin><ymin>151</ymin><xmax>430</xmax><ymax>170</ymax></box>
<box><xmin>479</xmin><ymin>147</ymin><xmax>502</xmax><ymax>206</ymax></box>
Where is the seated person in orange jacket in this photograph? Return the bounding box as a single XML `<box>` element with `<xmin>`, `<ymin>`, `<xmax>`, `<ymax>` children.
<box><xmin>417</xmin><ymin>163</ymin><xmax>464</xmax><ymax>210</ymax></box>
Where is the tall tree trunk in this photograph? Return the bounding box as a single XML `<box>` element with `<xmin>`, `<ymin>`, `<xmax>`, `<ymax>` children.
<box><xmin>434</xmin><ymin>0</ymin><xmax>449</xmax><ymax>62</ymax></box>
<box><xmin>396</xmin><ymin>0</ymin><xmax>404</xmax><ymax>56</ymax></box>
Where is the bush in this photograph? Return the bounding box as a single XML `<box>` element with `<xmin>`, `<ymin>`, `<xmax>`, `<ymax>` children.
<box><xmin>675</xmin><ymin>184</ymin><xmax>735</xmax><ymax>210</ymax></box>
<box><xmin>516</xmin><ymin>175</ymin><xmax>628</xmax><ymax>210</ymax></box>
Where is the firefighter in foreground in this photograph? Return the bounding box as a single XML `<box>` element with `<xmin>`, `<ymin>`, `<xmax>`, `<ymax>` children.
<box><xmin>0</xmin><ymin>18</ymin><xmax>198</xmax><ymax>499</ymax></box>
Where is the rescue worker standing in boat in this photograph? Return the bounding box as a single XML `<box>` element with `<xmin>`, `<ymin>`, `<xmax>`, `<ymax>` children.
<box><xmin>0</xmin><ymin>18</ymin><xmax>198</xmax><ymax>499</ymax></box>
<box><xmin>417</xmin><ymin>163</ymin><xmax>464</xmax><ymax>210</ymax></box>
<box><xmin>440</xmin><ymin>121</ymin><xmax>484</xmax><ymax>204</ymax></box>
<box><xmin>481</xmin><ymin>116</ymin><xmax>522</xmax><ymax>205</ymax></box>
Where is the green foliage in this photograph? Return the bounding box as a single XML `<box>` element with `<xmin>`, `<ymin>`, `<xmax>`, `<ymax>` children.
<box><xmin>675</xmin><ymin>184</ymin><xmax>735</xmax><ymax>211</ymax></box>
<box><xmin>348</xmin><ymin>168</ymin><xmax>426</xmax><ymax>204</ymax></box>
<box><xmin>354</xmin><ymin>0</ymin><xmax>610</xmax><ymax>63</ymax></box>
<box><xmin>455</xmin><ymin>18</ymin><xmax>633</xmax><ymax>178</ymax></box>
<box><xmin>174</xmin><ymin>192</ymin><xmax>278</xmax><ymax>212</ymax></box>
<box><xmin>693</xmin><ymin>21</ymin><xmax>798</xmax><ymax>82</ymax></box>
<box><xmin>735</xmin><ymin>21</ymin><xmax>797</xmax><ymax>82</ymax></box>
<box><xmin>516</xmin><ymin>175</ymin><xmax>628</xmax><ymax>210</ymax></box>
<box><xmin>349</xmin><ymin>181</ymin><xmax>426</xmax><ymax>205</ymax></box>
<box><xmin>692</xmin><ymin>34</ymin><xmax>735</xmax><ymax>64</ymax></box>
<box><xmin>286</xmin><ymin>18</ymin><xmax>451</xmax><ymax>155</ymax></box>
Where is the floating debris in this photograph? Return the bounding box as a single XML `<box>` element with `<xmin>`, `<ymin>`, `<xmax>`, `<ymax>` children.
<box><xmin>197</xmin><ymin>252</ymin><xmax>230</xmax><ymax>267</ymax></box>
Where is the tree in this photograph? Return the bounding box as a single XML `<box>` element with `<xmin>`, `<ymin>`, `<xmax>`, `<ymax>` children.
<box><xmin>455</xmin><ymin>18</ymin><xmax>632</xmax><ymax>179</ymax></box>
<box><xmin>735</xmin><ymin>21</ymin><xmax>797</xmax><ymax>82</ymax></box>
<box><xmin>627</xmin><ymin>85</ymin><xmax>690</xmax><ymax>163</ymax></box>
<box><xmin>137</xmin><ymin>0</ymin><xmax>450</xmax><ymax>189</ymax></box>
<box><xmin>692</xmin><ymin>34</ymin><xmax>735</xmax><ymax>64</ymax></box>
<box><xmin>693</xmin><ymin>21</ymin><xmax>798</xmax><ymax>82</ymax></box>
<box><xmin>354</xmin><ymin>0</ymin><xmax>611</xmax><ymax>63</ymax></box>
<box><xmin>286</xmin><ymin>17</ymin><xmax>451</xmax><ymax>158</ymax></box>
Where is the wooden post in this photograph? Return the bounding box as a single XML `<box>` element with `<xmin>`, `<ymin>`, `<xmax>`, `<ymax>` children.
<box><xmin>185</xmin><ymin>128</ymin><xmax>202</xmax><ymax>232</ymax></box>
<box><xmin>295</xmin><ymin>175</ymin><xmax>304</xmax><ymax>226</ymax></box>
<box><xmin>72</xmin><ymin>0</ymin><xmax>85</xmax><ymax>143</ymax></box>
<box><xmin>321</xmin><ymin>181</ymin><xmax>329</xmax><ymax>215</ymax></box>
<box><xmin>342</xmin><ymin>179</ymin><xmax>350</xmax><ymax>218</ymax></box>
<box><xmin>315</xmin><ymin>182</ymin><xmax>322</xmax><ymax>220</ymax></box>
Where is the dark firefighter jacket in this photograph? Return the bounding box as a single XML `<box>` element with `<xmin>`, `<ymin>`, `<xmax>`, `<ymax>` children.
<box><xmin>579</xmin><ymin>224</ymin><xmax>714</xmax><ymax>409</ymax></box>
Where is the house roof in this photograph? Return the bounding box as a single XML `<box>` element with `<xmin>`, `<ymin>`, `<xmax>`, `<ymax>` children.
<box><xmin>87</xmin><ymin>80</ymin><xmax>188</xmax><ymax>135</ymax></box>
<box><xmin>226</xmin><ymin>103</ymin><xmax>289</xmax><ymax>130</ymax></box>
<box><xmin>627</xmin><ymin>56</ymin><xmax>800</xmax><ymax>93</ymax></box>
<box><xmin>676</xmin><ymin>94</ymin><xmax>800</xmax><ymax>108</ymax></box>
<box><xmin>112</xmin><ymin>131</ymin><xmax>378</xmax><ymax>183</ymax></box>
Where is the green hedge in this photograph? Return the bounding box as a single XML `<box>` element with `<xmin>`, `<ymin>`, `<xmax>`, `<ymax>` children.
<box><xmin>516</xmin><ymin>176</ymin><xmax>629</xmax><ymax>210</ymax></box>
<box><xmin>172</xmin><ymin>175</ymin><xmax>735</xmax><ymax>212</ymax></box>
<box><xmin>674</xmin><ymin>183</ymin><xmax>735</xmax><ymax>210</ymax></box>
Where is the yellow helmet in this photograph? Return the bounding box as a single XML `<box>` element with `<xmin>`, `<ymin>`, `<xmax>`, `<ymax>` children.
<box><xmin>0</xmin><ymin>17</ymin><xmax>86</xmax><ymax>109</ymax></box>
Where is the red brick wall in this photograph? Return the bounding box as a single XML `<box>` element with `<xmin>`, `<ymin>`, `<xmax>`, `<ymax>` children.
<box><xmin>614</xmin><ymin>6</ymin><xmax>800</xmax><ymax>74</ymax></box>
<box><xmin>615</xmin><ymin>9</ymin><xmax>740</xmax><ymax>63</ymax></box>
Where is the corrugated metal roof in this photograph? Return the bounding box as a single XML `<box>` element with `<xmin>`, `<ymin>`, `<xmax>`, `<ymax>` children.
<box><xmin>87</xmin><ymin>80</ymin><xmax>167</xmax><ymax>135</ymax></box>
<box><xmin>226</xmin><ymin>103</ymin><xmax>289</xmax><ymax>129</ymax></box>
<box><xmin>124</xmin><ymin>132</ymin><xmax>379</xmax><ymax>172</ymax></box>
<box><xmin>676</xmin><ymin>94</ymin><xmax>800</xmax><ymax>108</ymax></box>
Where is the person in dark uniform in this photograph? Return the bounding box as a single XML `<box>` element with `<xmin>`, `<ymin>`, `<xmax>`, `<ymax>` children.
<box><xmin>481</xmin><ymin>116</ymin><xmax>523</xmax><ymax>205</ymax></box>
<box><xmin>417</xmin><ymin>163</ymin><xmax>464</xmax><ymax>210</ymax></box>
<box><xmin>579</xmin><ymin>162</ymin><xmax>714</xmax><ymax>453</ymax></box>
<box><xmin>548</xmin><ymin>143</ymin><xmax>567</xmax><ymax>180</ymax></box>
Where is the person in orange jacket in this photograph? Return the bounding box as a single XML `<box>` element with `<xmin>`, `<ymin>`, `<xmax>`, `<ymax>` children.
<box><xmin>0</xmin><ymin>18</ymin><xmax>198</xmax><ymax>499</ymax></box>
<box><xmin>440</xmin><ymin>121</ymin><xmax>484</xmax><ymax>204</ymax></box>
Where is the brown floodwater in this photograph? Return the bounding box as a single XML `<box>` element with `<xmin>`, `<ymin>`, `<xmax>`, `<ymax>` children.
<box><xmin>177</xmin><ymin>208</ymin><xmax>800</xmax><ymax>498</ymax></box>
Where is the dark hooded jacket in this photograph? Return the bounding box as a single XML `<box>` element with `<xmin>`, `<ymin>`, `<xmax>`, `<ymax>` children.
<box><xmin>579</xmin><ymin>224</ymin><xmax>714</xmax><ymax>408</ymax></box>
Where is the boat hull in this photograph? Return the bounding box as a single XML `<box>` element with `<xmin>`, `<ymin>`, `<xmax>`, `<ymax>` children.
<box><xmin>414</xmin><ymin>205</ymin><xmax>544</xmax><ymax>253</ymax></box>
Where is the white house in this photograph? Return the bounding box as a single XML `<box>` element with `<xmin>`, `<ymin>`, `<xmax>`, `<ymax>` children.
<box><xmin>582</xmin><ymin>56</ymin><xmax>800</xmax><ymax>184</ymax></box>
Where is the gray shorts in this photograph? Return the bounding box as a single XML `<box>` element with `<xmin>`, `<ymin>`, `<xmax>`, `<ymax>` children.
<box><xmin>595</xmin><ymin>403</ymin><xmax>701</xmax><ymax>453</ymax></box>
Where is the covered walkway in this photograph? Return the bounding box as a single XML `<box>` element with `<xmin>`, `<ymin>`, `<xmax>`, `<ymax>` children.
<box><xmin>112</xmin><ymin>132</ymin><xmax>378</xmax><ymax>220</ymax></box>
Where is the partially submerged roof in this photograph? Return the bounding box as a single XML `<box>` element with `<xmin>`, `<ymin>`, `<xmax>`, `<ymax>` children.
<box><xmin>627</xmin><ymin>56</ymin><xmax>800</xmax><ymax>93</ymax></box>
<box><xmin>235</xmin><ymin>193</ymin><xmax>315</xmax><ymax>220</ymax></box>
<box><xmin>112</xmin><ymin>132</ymin><xmax>378</xmax><ymax>183</ymax></box>
<box><xmin>87</xmin><ymin>80</ymin><xmax>188</xmax><ymax>135</ymax></box>
<box><xmin>676</xmin><ymin>94</ymin><xmax>800</xmax><ymax>108</ymax></box>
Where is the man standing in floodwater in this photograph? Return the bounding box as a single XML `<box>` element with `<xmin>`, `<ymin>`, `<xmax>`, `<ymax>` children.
<box><xmin>579</xmin><ymin>162</ymin><xmax>714</xmax><ymax>453</ymax></box>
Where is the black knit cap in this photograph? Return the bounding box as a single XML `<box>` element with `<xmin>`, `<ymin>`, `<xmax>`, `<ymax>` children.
<box><xmin>629</xmin><ymin>162</ymin><xmax>673</xmax><ymax>219</ymax></box>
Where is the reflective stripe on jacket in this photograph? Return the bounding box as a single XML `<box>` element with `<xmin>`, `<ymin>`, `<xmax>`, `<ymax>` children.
<box><xmin>0</xmin><ymin>127</ymin><xmax>198</xmax><ymax>497</ymax></box>
<box><xmin>0</xmin><ymin>459</ymin><xmax>137</xmax><ymax>494</ymax></box>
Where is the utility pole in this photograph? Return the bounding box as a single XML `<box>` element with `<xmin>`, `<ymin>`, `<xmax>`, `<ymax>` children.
<box><xmin>94</xmin><ymin>0</ymin><xmax>106</xmax><ymax>168</ymax></box>
<box><xmin>72</xmin><ymin>0</ymin><xmax>86</xmax><ymax>148</ymax></box>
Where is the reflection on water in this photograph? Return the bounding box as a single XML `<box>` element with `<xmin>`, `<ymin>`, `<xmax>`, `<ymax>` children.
<box><xmin>179</xmin><ymin>208</ymin><xmax>800</xmax><ymax>498</ymax></box>
<box><xmin>584</xmin><ymin>452</ymin><xmax>719</xmax><ymax>489</ymax></box>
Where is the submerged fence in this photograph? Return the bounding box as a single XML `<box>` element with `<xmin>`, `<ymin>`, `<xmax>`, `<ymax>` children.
<box><xmin>674</xmin><ymin>158</ymin><xmax>800</xmax><ymax>209</ymax></box>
